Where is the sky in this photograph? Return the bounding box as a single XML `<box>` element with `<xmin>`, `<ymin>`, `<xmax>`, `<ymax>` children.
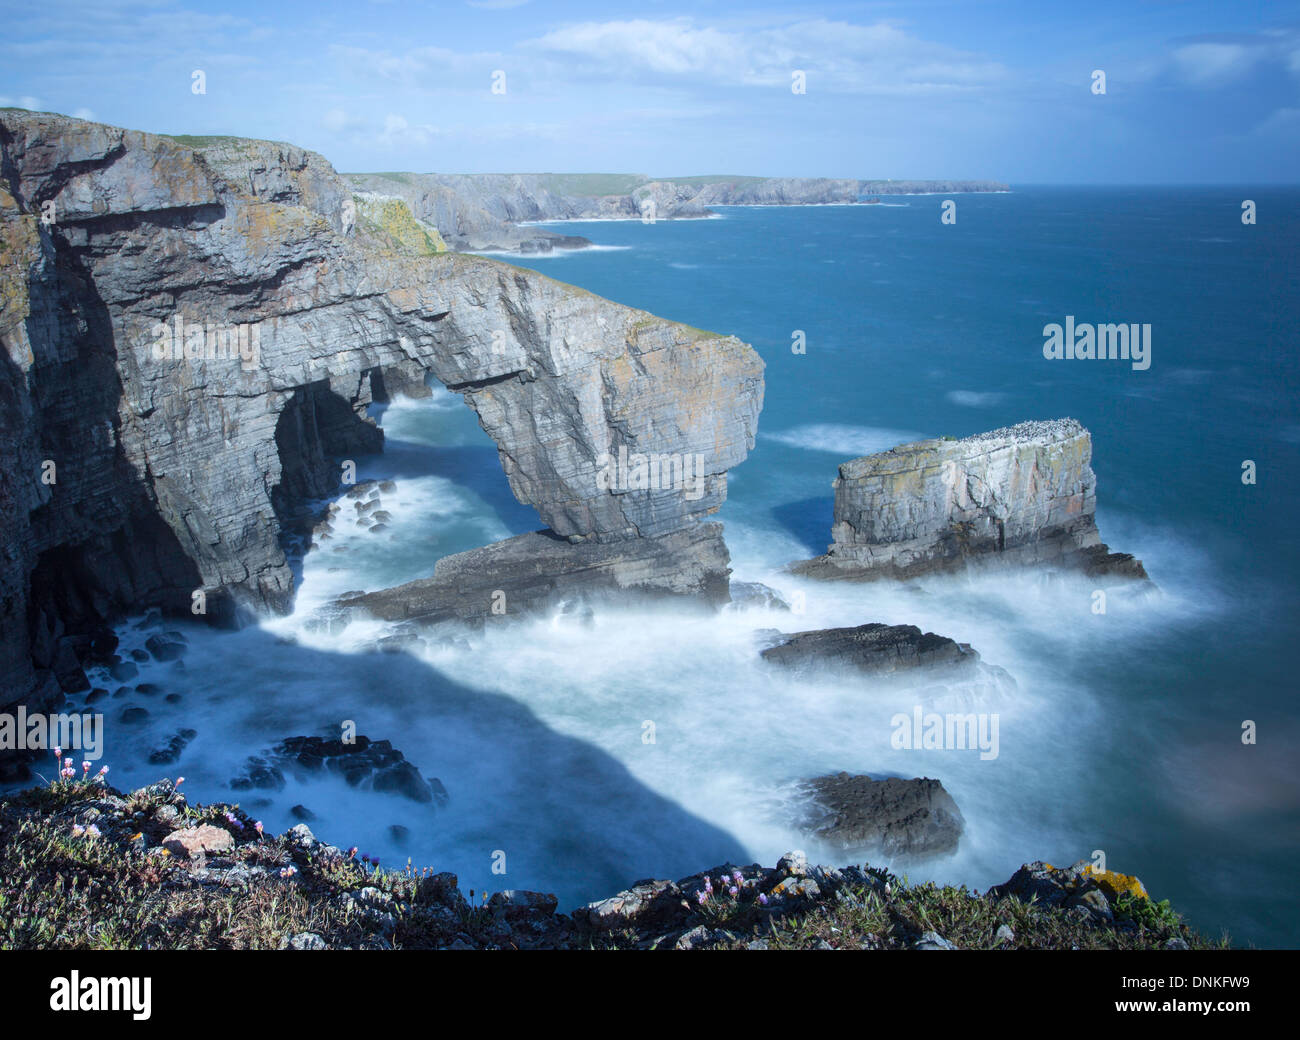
<box><xmin>1</xmin><ymin>0</ymin><xmax>1297</xmax><ymax>183</ymax></box>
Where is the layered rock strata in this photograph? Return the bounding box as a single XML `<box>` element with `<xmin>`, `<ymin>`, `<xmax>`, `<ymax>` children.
<box><xmin>794</xmin><ymin>420</ymin><xmax>1147</xmax><ymax>581</ymax></box>
<box><xmin>0</xmin><ymin>111</ymin><xmax>763</xmax><ymax>752</ymax></box>
<box><xmin>345</xmin><ymin>173</ymin><xmax>1011</xmax><ymax>251</ymax></box>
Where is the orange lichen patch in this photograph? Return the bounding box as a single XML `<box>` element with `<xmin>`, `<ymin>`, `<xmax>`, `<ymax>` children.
<box><xmin>1084</xmin><ymin>865</ymin><xmax>1148</xmax><ymax>901</ymax></box>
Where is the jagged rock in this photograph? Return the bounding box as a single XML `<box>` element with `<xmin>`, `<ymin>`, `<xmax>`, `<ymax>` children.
<box><xmin>283</xmin><ymin>931</ymin><xmax>328</xmax><ymax>950</ymax></box>
<box><xmin>573</xmin><ymin>879</ymin><xmax>685</xmax><ymax>932</ymax></box>
<box><xmin>913</xmin><ymin>930</ymin><xmax>957</xmax><ymax>950</ymax></box>
<box><xmin>347</xmin><ymin>523</ymin><xmax>733</xmax><ymax>626</ymax></box>
<box><xmin>798</xmin><ymin>774</ymin><xmax>965</xmax><ymax>858</ymax></box>
<box><xmin>760</xmin><ymin>622</ymin><xmax>981</xmax><ymax>677</ymax></box>
<box><xmin>290</xmin><ymin>804</ymin><xmax>316</xmax><ymax>822</ymax></box>
<box><xmin>0</xmin><ymin>110</ymin><xmax>763</xmax><ymax>765</ymax></box>
<box><xmin>794</xmin><ymin>420</ymin><xmax>1148</xmax><ymax>582</ymax></box>
<box><xmin>270</xmin><ymin>734</ymin><xmax>448</xmax><ymax>805</ymax></box>
<box><xmin>488</xmin><ymin>890</ymin><xmax>559</xmax><ymax>919</ymax></box>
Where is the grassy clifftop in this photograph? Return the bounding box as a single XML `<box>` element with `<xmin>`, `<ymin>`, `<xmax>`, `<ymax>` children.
<box><xmin>0</xmin><ymin>770</ymin><xmax>1223</xmax><ymax>950</ymax></box>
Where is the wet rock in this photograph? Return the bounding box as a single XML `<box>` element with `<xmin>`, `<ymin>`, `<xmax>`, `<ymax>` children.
<box><xmin>290</xmin><ymin>804</ymin><xmax>316</xmax><ymax>822</ymax></box>
<box><xmin>230</xmin><ymin>756</ymin><xmax>286</xmax><ymax>792</ymax></box>
<box><xmin>145</xmin><ymin>634</ymin><xmax>185</xmax><ymax>662</ymax></box>
<box><xmin>348</xmin><ymin>524</ymin><xmax>733</xmax><ymax>627</ymax></box>
<box><xmin>761</xmin><ymin>623</ymin><xmax>981</xmax><ymax>677</ymax></box>
<box><xmin>134</xmin><ymin>683</ymin><xmax>164</xmax><ymax>696</ymax></box>
<box><xmin>119</xmin><ymin>706</ymin><xmax>150</xmax><ymax>724</ymax></box>
<box><xmin>798</xmin><ymin>774</ymin><xmax>964</xmax><ymax>858</ymax></box>
<box><xmin>149</xmin><ymin>728</ymin><xmax>197</xmax><ymax>765</ymax></box>
<box><xmin>728</xmin><ymin>581</ymin><xmax>791</xmax><ymax>611</ymax></box>
<box><xmin>109</xmin><ymin>661</ymin><xmax>139</xmax><ymax>682</ymax></box>
<box><xmin>272</xmin><ymin>734</ymin><xmax>447</xmax><ymax>805</ymax></box>
<box><xmin>130</xmin><ymin>649</ymin><xmax>150</xmax><ymax>663</ymax></box>
<box><xmin>85</xmin><ymin>688</ymin><xmax>108</xmax><ymax>704</ymax></box>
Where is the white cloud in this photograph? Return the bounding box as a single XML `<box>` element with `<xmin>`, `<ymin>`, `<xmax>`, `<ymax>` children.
<box><xmin>526</xmin><ymin>18</ymin><xmax>1007</xmax><ymax>95</ymax></box>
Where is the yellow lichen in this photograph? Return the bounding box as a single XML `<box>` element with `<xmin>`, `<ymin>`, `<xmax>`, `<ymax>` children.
<box><xmin>1084</xmin><ymin>864</ymin><xmax>1148</xmax><ymax>901</ymax></box>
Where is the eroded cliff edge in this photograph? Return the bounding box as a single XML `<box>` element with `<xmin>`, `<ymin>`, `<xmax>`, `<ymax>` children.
<box><xmin>0</xmin><ymin>111</ymin><xmax>764</xmax><ymax>739</ymax></box>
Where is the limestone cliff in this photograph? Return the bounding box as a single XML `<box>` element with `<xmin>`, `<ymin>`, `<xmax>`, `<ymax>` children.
<box><xmin>0</xmin><ymin>111</ymin><xmax>764</xmax><ymax>740</ymax></box>
<box><xmin>343</xmin><ymin>173</ymin><xmax>1011</xmax><ymax>251</ymax></box>
<box><xmin>794</xmin><ymin>420</ymin><xmax>1147</xmax><ymax>581</ymax></box>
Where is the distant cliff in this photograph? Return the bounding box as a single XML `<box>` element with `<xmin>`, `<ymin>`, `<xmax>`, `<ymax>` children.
<box><xmin>344</xmin><ymin>172</ymin><xmax>1010</xmax><ymax>251</ymax></box>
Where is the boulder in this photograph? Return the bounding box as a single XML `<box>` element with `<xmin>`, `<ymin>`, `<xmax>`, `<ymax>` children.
<box><xmin>760</xmin><ymin>622</ymin><xmax>981</xmax><ymax>677</ymax></box>
<box><xmin>162</xmin><ymin>824</ymin><xmax>234</xmax><ymax>859</ymax></box>
<box><xmin>798</xmin><ymin>773</ymin><xmax>965</xmax><ymax>858</ymax></box>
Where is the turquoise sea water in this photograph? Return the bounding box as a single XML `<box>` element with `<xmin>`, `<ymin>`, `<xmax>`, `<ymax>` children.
<box><xmin>25</xmin><ymin>189</ymin><xmax>1298</xmax><ymax>948</ymax></box>
<box><xmin>514</xmin><ymin>189</ymin><xmax>1300</xmax><ymax>947</ymax></box>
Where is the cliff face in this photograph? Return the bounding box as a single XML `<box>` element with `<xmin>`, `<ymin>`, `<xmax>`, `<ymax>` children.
<box><xmin>343</xmin><ymin>173</ymin><xmax>1011</xmax><ymax>250</ymax></box>
<box><xmin>0</xmin><ymin>112</ymin><xmax>764</xmax><ymax>732</ymax></box>
<box><xmin>795</xmin><ymin>420</ymin><xmax>1147</xmax><ymax>581</ymax></box>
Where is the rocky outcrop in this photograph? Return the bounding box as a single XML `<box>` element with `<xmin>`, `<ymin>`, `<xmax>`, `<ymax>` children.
<box><xmin>0</xmin><ymin>775</ymin><xmax>1209</xmax><ymax>950</ymax></box>
<box><xmin>794</xmin><ymin>420</ymin><xmax>1148</xmax><ymax>582</ymax></box>
<box><xmin>760</xmin><ymin>622</ymin><xmax>982</xmax><ymax>677</ymax></box>
<box><xmin>231</xmin><ymin>735</ymin><xmax>449</xmax><ymax>806</ymax></box>
<box><xmin>343</xmin><ymin>522</ymin><xmax>731</xmax><ymax>628</ymax></box>
<box><xmin>0</xmin><ymin>111</ymin><xmax>763</xmax><ymax>756</ymax></box>
<box><xmin>796</xmin><ymin>773</ymin><xmax>965</xmax><ymax>858</ymax></box>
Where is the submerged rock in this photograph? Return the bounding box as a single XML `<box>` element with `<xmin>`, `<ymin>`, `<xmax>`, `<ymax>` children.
<box><xmin>760</xmin><ymin>622</ymin><xmax>981</xmax><ymax>677</ymax></box>
<box><xmin>269</xmin><ymin>734</ymin><xmax>449</xmax><ymax>805</ymax></box>
<box><xmin>797</xmin><ymin>773</ymin><xmax>965</xmax><ymax>858</ymax></box>
<box><xmin>794</xmin><ymin>419</ymin><xmax>1149</xmax><ymax>583</ymax></box>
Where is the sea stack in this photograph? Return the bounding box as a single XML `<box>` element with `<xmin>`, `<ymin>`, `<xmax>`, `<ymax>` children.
<box><xmin>794</xmin><ymin>419</ymin><xmax>1148</xmax><ymax>582</ymax></box>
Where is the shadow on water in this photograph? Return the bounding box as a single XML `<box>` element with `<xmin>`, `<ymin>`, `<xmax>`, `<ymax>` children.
<box><xmin>47</xmin><ymin>620</ymin><xmax>748</xmax><ymax>911</ymax></box>
<box><xmin>772</xmin><ymin>496</ymin><xmax>835</xmax><ymax>558</ymax></box>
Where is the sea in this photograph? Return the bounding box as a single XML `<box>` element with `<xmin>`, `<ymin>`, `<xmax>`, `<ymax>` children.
<box><xmin>22</xmin><ymin>187</ymin><xmax>1300</xmax><ymax>947</ymax></box>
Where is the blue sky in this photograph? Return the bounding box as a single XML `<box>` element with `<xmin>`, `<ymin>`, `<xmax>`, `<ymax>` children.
<box><xmin>2</xmin><ymin>0</ymin><xmax>1297</xmax><ymax>182</ymax></box>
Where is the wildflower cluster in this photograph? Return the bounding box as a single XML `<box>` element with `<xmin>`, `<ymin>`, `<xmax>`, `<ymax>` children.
<box><xmin>52</xmin><ymin>748</ymin><xmax>108</xmax><ymax>785</ymax></box>
<box><xmin>695</xmin><ymin>869</ymin><xmax>767</xmax><ymax>908</ymax></box>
